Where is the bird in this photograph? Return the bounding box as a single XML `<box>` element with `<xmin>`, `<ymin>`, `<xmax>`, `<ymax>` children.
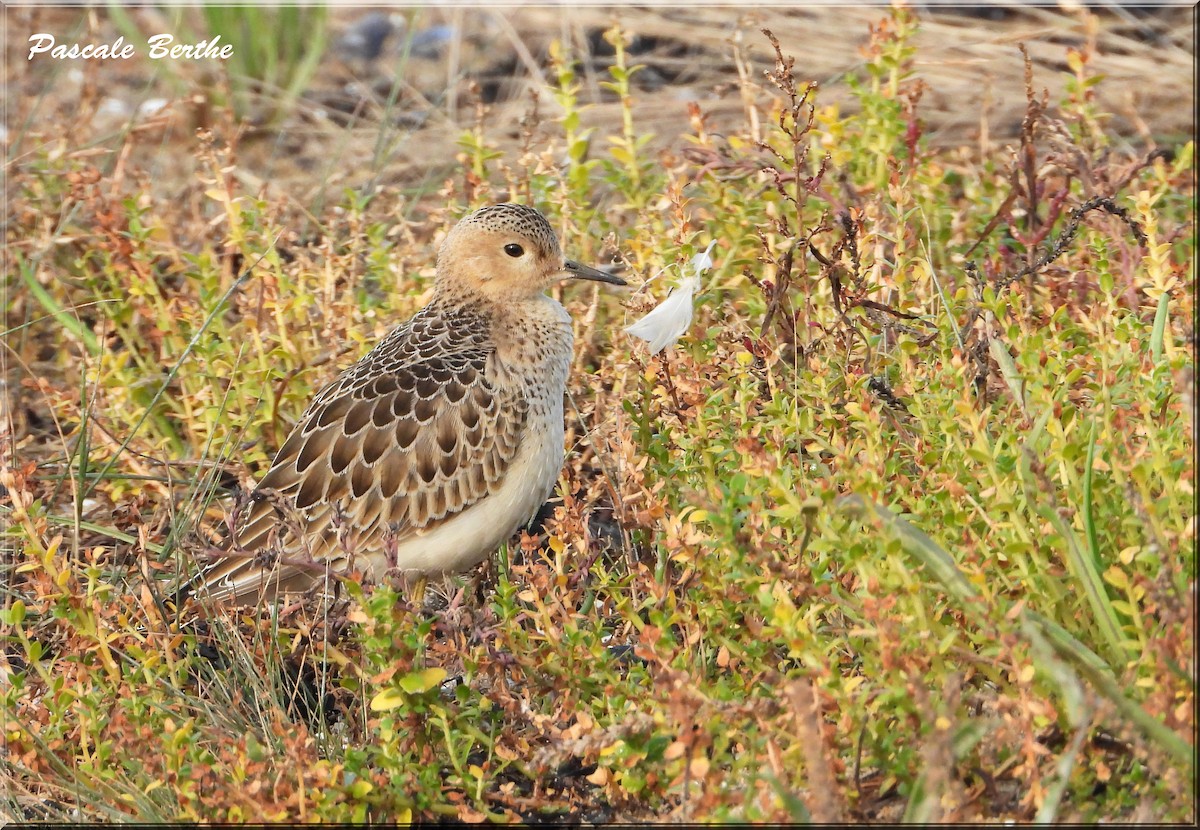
<box><xmin>189</xmin><ymin>203</ymin><xmax>625</xmax><ymax>605</ymax></box>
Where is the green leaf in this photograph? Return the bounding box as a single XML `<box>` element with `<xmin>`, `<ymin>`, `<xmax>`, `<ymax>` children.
<box><xmin>1081</xmin><ymin>418</ymin><xmax>1106</xmax><ymax>583</ymax></box>
<box><xmin>1149</xmin><ymin>290</ymin><xmax>1169</xmax><ymax>365</ymax></box>
<box><xmin>399</xmin><ymin>667</ymin><xmax>448</xmax><ymax>695</ymax></box>
<box><xmin>988</xmin><ymin>337</ymin><xmax>1029</xmax><ymax>415</ymax></box>
<box><xmin>0</xmin><ymin>600</ymin><xmax>25</xmax><ymax>625</ymax></box>
<box><xmin>369</xmin><ymin>687</ymin><xmax>407</xmax><ymax>712</ymax></box>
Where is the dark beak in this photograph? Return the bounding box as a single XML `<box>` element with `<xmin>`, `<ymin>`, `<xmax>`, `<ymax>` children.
<box><xmin>562</xmin><ymin>259</ymin><xmax>627</xmax><ymax>286</ymax></box>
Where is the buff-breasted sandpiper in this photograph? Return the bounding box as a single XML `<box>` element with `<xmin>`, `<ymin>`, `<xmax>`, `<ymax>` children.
<box><xmin>192</xmin><ymin>203</ymin><xmax>625</xmax><ymax>604</ymax></box>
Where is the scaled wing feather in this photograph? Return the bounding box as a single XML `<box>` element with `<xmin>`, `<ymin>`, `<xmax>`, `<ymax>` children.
<box><xmin>195</xmin><ymin>306</ymin><xmax>529</xmax><ymax>603</ymax></box>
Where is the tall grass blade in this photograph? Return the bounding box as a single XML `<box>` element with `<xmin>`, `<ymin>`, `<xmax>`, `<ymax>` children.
<box><xmin>1018</xmin><ymin>444</ymin><xmax>1125</xmax><ymax>666</ymax></box>
<box><xmin>1023</xmin><ymin>610</ymin><xmax>1192</xmax><ymax>770</ymax></box>
<box><xmin>837</xmin><ymin>494</ymin><xmax>980</xmax><ymax>608</ymax></box>
<box><xmin>18</xmin><ymin>258</ymin><xmax>101</xmax><ymax>356</ymax></box>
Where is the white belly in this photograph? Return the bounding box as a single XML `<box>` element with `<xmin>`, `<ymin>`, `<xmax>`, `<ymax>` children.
<box><xmin>377</xmin><ymin>295</ymin><xmax>573</xmax><ymax>577</ymax></box>
<box><xmin>385</xmin><ymin>412</ymin><xmax>565</xmax><ymax>575</ymax></box>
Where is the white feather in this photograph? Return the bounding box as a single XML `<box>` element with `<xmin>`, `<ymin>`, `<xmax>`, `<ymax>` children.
<box><xmin>625</xmin><ymin>242</ymin><xmax>716</xmax><ymax>354</ymax></box>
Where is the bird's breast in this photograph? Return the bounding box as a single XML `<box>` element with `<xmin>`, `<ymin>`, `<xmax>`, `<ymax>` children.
<box><xmin>490</xmin><ymin>298</ymin><xmax>574</xmax><ymax>392</ymax></box>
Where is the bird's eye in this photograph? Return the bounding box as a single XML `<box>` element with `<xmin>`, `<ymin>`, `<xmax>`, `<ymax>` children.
<box><xmin>503</xmin><ymin>243</ymin><xmax>524</xmax><ymax>258</ymax></box>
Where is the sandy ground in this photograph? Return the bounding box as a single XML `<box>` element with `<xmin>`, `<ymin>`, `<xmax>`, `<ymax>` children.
<box><xmin>4</xmin><ymin>4</ymin><xmax>1193</xmax><ymax>208</ymax></box>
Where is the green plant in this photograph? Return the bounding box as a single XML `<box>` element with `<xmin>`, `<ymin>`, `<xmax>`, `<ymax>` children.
<box><xmin>4</xmin><ymin>5</ymin><xmax>1193</xmax><ymax>823</ymax></box>
<box><xmin>107</xmin><ymin>4</ymin><xmax>329</xmax><ymax>126</ymax></box>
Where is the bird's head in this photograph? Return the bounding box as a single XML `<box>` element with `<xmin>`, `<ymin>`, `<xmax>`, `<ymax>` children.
<box><xmin>436</xmin><ymin>203</ymin><xmax>625</xmax><ymax>300</ymax></box>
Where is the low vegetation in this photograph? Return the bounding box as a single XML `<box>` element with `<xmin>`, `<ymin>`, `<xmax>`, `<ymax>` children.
<box><xmin>3</xmin><ymin>6</ymin><xmax>1194</xmax><ymax>822</ymax></box>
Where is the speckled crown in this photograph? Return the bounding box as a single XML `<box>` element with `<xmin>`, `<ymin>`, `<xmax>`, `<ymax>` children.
<box><xmin>456</xmin><ymin>203</ymin><xmax>560</xmax><ymax>259</ymax></box>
